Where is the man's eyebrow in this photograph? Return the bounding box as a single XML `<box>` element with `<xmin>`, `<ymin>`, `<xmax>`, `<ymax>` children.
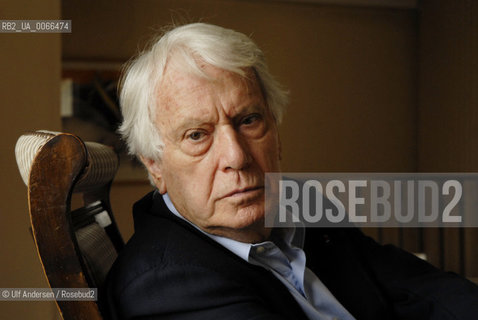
<box><xmin>233</xmin><ymin>104</ymin><xmax>267</xmax><ymax>118</ymax></box>
<box><xmin>174</xmin><ymin>117</ymin><xmax>211</xmax><ymax>132</ymax></box>
<box><xmin>169</xmin><ymin>102</ymin><xmax>266</xmax><ymax>136</ymax></box>
<box><xmin>167</xmin><ymin>112</ymin><xmax>216</xmax><ymax>138</ymax></box>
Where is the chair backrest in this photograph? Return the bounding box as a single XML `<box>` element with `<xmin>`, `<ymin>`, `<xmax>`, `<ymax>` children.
<box><xmin>15</xmin><ymin>130</ymin><xmax>124</xmax><ymax>320</ymax></box>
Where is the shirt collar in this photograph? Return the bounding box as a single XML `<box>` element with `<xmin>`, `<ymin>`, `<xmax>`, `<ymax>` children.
<box><xmin>162</xmin><ymin>192</ymin><xmax>252</xmax><ymax>261</ymax></box>
<box><xmin>161</xmin><ymin>192</ymin><xmax>303</xmax><ymax>262</ymax></box>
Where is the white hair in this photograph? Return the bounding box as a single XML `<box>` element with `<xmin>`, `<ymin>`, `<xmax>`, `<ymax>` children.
<box><xmin>118</xmin><ymin>23</ymin><xmax>288</xmax><ymax>161</ymax></box>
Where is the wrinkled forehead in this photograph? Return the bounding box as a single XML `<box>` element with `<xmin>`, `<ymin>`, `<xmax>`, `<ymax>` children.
<box><xmin>162</xmin><ymin>58</ymin><xmax>258</xmax><ymax>88</ymax></box>
<box><xmin>157</xmin><ymin>61</ymin><xmax>263</xmax><ymax>109</ymax></box>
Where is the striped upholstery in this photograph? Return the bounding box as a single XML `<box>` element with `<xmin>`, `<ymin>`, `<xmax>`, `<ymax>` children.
<box><xmin>76</xmin><ymin>141</ymin><xmax>119</xmax><ymax>193</ymax></box>
<box><xmin>15</xmin><ymin>130</ymin><xmax>121</xmax><ymax>291</ymax></box>
<box><xmin>15</xmin><ymin>130</ymin><xmax>59</xmax><ymax>186</ymax></box>
<box><xmin>76</xmin><ymin>222</ymin><xmax>118</xmax><ymax>287</ymax></box>
<box><xmin>15</xmin><ymin>130</ymin><xmax>119</xmax><ymax>192</ymax></box>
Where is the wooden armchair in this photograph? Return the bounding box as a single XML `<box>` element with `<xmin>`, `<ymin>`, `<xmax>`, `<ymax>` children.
<box><xmin>15</xmin><ymin>130</ymin><xmax>124</xmax><ymax>320</ymax></box>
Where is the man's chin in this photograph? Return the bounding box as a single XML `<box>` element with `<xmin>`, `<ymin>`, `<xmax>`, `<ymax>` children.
<box><xmin>206</xmin><ymin>225</ymin><xmax>271</xmax><ymax>243</ymax></box>
<box><xmin>205</xmin><ymin>209</ymin><xmax>270</xmax><ymax>243</ymax></box>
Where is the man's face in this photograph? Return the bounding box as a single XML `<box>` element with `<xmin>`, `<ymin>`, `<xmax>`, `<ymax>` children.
<box><xmin>145</xmin><ymin>64</ymin><xmax>281</xmax><ymax>243</ymax></box>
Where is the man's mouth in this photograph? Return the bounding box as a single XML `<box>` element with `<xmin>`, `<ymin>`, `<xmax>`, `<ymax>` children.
<box><xmin>223</xmin><ymin>186</ymin><xmax>264</xmax><ymax>199</ymax></box>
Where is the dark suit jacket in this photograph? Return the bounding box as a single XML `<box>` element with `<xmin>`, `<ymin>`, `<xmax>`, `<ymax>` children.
<box><xmin>105</xmin><ymin>191</ymin><xmax>478</xmax><ymax>320</ymax></box>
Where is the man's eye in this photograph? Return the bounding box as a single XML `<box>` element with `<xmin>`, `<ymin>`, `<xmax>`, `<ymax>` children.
<box><xmin>242</xmin><ymin>114</ymin><xmax>261</xmax><ymax>125</ymax></box>
<box><xmin>181</xmin><ymin>129</ymin><xmax>211</xmax><ymax>156</ymax></box>
<box><xmin>187</xmin><ymin>131</ymin><xmax>206</xmax><ymax>141</ymax></box>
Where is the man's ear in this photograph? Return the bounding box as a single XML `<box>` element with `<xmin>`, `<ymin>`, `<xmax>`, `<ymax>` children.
<box><xmin>140</xmin><ymin>156</ymin><xmax>167</xmax><ymax>194</ymax></box>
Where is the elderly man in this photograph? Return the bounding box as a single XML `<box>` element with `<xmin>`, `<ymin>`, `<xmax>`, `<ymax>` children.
<box><xmin>106</xmin><ymin>23</ymin><xmax>478</xmax><ymax>320</ymax></box>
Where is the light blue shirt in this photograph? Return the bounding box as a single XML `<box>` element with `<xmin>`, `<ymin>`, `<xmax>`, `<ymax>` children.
<box><xmin>163</xmin><ymin>193</ymin><xmax>355</xmax><ymax>320</ymax></box>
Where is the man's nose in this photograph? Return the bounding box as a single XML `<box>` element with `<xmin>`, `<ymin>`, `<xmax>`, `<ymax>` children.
<box><xmin>217</xmin><ymin>126</ymin><xmax>251</xmax><ymax>171</ymax></box>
